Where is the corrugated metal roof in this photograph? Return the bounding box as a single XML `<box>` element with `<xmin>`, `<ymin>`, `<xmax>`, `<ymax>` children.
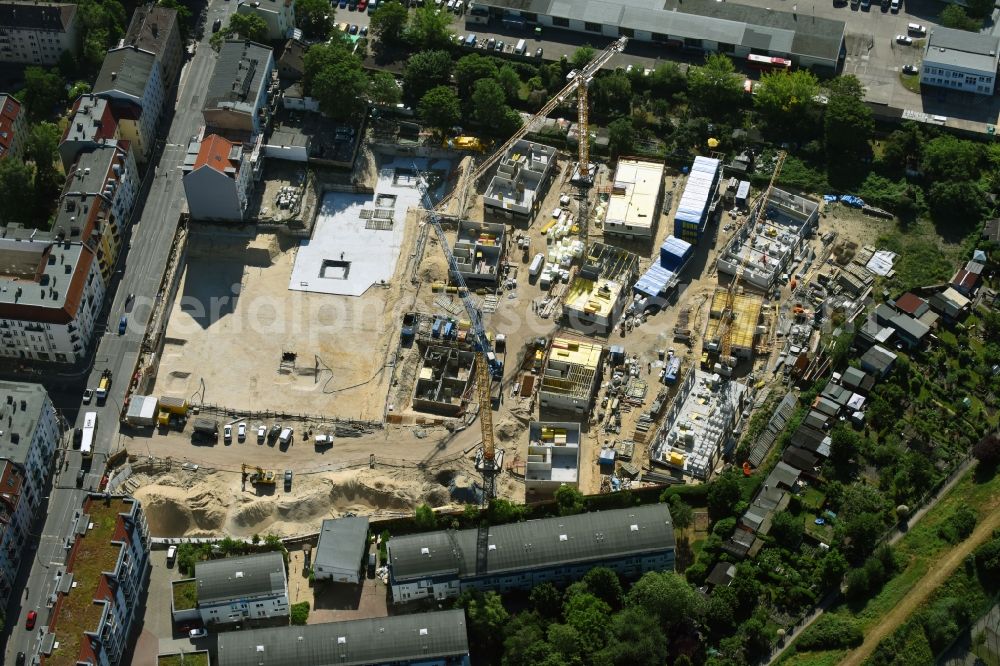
<box><xmin>635</xmin><ymin>263</ymin><xmax>675</xmax><ymax>297</ymax></box>
<box><xmin>196</xmin><ymin>552</ymin><xmax>286</xmax><ymax>606</ymax></box>
<box><xmin>216</xmin><ymin>610</ymin><xmax>469</xmax><ymax>666</ymax></box>
<box><xmin>388</xmin><ymin>504</ymin><xmax>674</xmax><ymax>582</ymax></box>
<box><xmin>315</xmin><ymin>517</ymin><xmax>369</xmax><ymax>575</ymax></box>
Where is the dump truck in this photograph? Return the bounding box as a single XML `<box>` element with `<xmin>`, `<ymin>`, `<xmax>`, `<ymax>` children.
<box><xmin>95</xmin><ymin>369</ymin><xmax>112</xmax><ymax>403</ymax></box>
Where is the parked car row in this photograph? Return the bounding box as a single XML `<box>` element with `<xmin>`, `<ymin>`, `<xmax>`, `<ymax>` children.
<box><xmin>456</xmin><ymin>33</ymin><xmax>543</xmax><ymax>58</ymax></box>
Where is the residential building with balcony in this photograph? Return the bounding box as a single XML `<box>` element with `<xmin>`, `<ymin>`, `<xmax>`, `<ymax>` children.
<box><xmin>182</xmin><ymin>134</ymin><xmax>254</xmax><ymax>221</ymax></box>
<box><xmin>93</xmin><ymin>45</ymin><xmax>165</xmax><ymax>162</ymax></box>
<box><xmin>59</xmin><ymin>95</ymin><xmax>121</xmax><ymax>172</ymax></box>
<box><xmin>195</xmin><ymin>552</ymin><xmax>289</xmax><ymax>625</ymax></box>
<box><xmin>38</xmin><ymin>495</ymin><xmax>150</xmax><ymax>666</ymax></box>
<box><xmin>236</xmin><ymin>0</ymin><xmax>295</xmax><ymax>40</ymax></box>
<box><xmin>0</xmin><ymin>1</ymin><xmax>79</xmax><ymax>66</ymax></box>
<box><xmin>204</xmin><ymin>40</ymin><xmax>275</xmax><ymax>136</ymax></box>
<box><xmin>0</xmin><ymin>93</ymin><xmax>25</xmax><ymax>160</ymax></box>
<box><xmin>0</xmin><ymin>382</ymin><xmax>58</xmax><ymax>605</ymax></box>
<box><xmin>121</xmin><ymin>3</ymin><xmax>183</xmax><ymax>89</ymax></box>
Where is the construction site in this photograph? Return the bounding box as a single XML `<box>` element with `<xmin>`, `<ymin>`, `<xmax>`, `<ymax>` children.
<box><xmin>114</xmin><ymin>39</ymin><xmax>897</xmax><ymax>539</ymax></box>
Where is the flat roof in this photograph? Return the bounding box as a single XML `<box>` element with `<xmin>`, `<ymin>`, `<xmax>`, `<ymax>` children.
<box><xmin>63</xmin><ymin>95</ymin><xmax>116</xmax><ymax>145</ymax></box>
<box><xmin>217</xmin><ymin>610</ymin><xmax>469</xmax><ymax>666</ymax></box>
<box><xmin>548</xmin><ymin>337</ymin><xmax>602</xmax><ymax>371</ymax></box>
<box><xmin>564</xmin><ymin>277</ymin><xmax>623</xmax><ymax>319</ymax></box>
<box><xmin>605</xmin><ymin>159</ymin><xmax>664</xmax><ymax>231</ymax></box>
<box><xmin>315</xmin><ymin>516</ymin><xmax>369</xmax><ymax>574</ymax></box>
<box><xmin>387</xmin><ymin>504</ymin><xmax>674</xmax><ymax>582</ymax></box>
<box><xmin>924</xmin><ymin>26</ymin><xmax>1000</xmax><ymax>73</ymax></box>
<box><xmin>94</xmin><ymin>46</ymin><xmax>156</xmax><ymax>100</ymax></box>
<box><xmin>0</xmin><ymin>381</ymin><xmax>50</xmax><ymax>465</ymax></box>
<box><xmin>0</xmin><ymin>237</ymin><xmax>94</xmax><ymax>324</ymax></box>
<box><xmin>205</xmin><ymin>40</ymin><xmax>273</xmax><ymax>114</ymax></box>
<box><xmin>122</xmin><ymin>4</ymin><xmax>179</xmax><ymax>60</ymax></box>
<box><xmin>196</xmin><ymin>552</ymin><xmax>286</xmax><ymax>606</ymax></box>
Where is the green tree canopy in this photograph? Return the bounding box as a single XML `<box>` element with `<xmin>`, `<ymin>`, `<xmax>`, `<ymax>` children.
<box><xmin>927</xmin><ymin>180</ymin><xmax>986</xmax><ymax>236</ymax></box>
<box><xmin>529</xmin><ymin>582</ymin><xmax>563</xmax><ymax>618</ymax></box>
<box><xmin>554</xmin><ymin>483</ymin><xmax>585</xmax><ymax>516</ymax></box>
<box><xmin>454</xmin><ymin>53</ymin><xmax>498</xmax><ymax>100</ymax></box>
<box><xmin>921</xmin><ymin>134</ymin><xmax>984</xmax><ymax>181</ymax></box>
<box><xmin>228</xmin><ymin>12</ymin><xmax>268</xmax><ymax>42</ymax></box>
<box><xmin>295</xmin><ymin>0</ymin><xmax>334</xmax><ymax>39</ymax></box>
<box><xmin>413</xmin><ymin>503</ymin><xmax>437</xmax><ymax>529</ymax></box>
<box><xmin>370</xmin><ymin>0</ymin><xmax>408</xmax><ymax>45</ymax></box>
<box><xmin>770</xmin><ymin>509</ymin><xmax>804</xmax><ymax>550</ymax></box>
<box><xmin>494</xmin><ymin>65</ymin><xmax>521</xmax><ymax>101</ymax></box>
<box><xmin>753</xmin><ymin>69</ymin><xmax>820</xmax><ymax>135</ymax></box>
<box><xmin>648</xmin><ymin>62</ymin><xmax>687</xmax><ymax>99</ymax></box>
<box><xmin>687</xmin><ymin>54</ymin><xmax>744</xmax><ymax>118</ymax></box>
<box><xmin>367</xmin><ymin>71</ymin><xmax>402</xmax><ymax>107</ymax></box>
<box><xmin>24</xmin><ymin>67</ymin><xmax>65</xmax><ymax>120</ymax></box>
<box><xmin>582</xmin><ymin>567</ymin><xmax>624</xmax><ymax>609</ymax></box>
<box><xmin>402</xmin><ymin>49</ymin><xmax>453</xmax><ymax>104</ymax></box>
<box><xmin>625</xmin><ymin>571</ymin><xmax>704</xmax><ymax>633</ymax></box>
<box><xmin>406</xmin><ymin>3</ymin><xmax>452</xmax><ymax>50</ymax></box>
<box><xmin>594</xmin><ymin>606</ymin><xmax>670</xmax><ymax>666</ymax></box>
<box><xmin>418</xmin><ymin>86</ymin><xmax>461</xmax><ymax>132</ymax></box>
<box><xmin>939</xmin><ymin>4</ymin><xmax>981</xmax><ymax>31</ymax></box>
<box><xmin>303</xmin><ymin>43</ymin><xmax>369</xmax><ymax>121</ymax></box>
<box><xmin>562</xmin><ymin>592</ymin><xmax>611</xmax><ymax>653</ymax></box>
<box><xmin>78</xmin><ymin>0</ymin><xmax>127</xmax><ymax>66</ymax></box>
<box><xmin>707</xmin><ymin>467</ymin><xmax>742</xmax><ymax>522</ymax></box>
<box><xmin>501</xmin><ymin>612</ymin><xmax>553</xmax><ymax>666</ymax></box>
<box><xmin>0</xmin><ymin>159</ymin><xmax>36</xmax><ymax>226</ymax></box>
<box><xmin>592</xmin><ymin>72</ymin><xmax>632</xmax><ymax>117</ymax></box>
<box><xmin>570</xmin><ymin>44</ymin><xmax>596</xmax><ymax>70</ymax></box>
<box><xmin>459</xmin><ymin>590</ymin><xmax>509</xmax><ymax>659</ymax></box>
<box><xmin>825</xmin><ymin>75</ymin><xmax>873</xmax><ymax>180</ymax></box>
<box><xmin>25</xmin><ymin>122</ymin><xmax>61</xmax><ymax>174</ymax></box>
<box><xmin>607</xmin><ymin>117</ymin><xmax>635</xmax><ymax>157</ymax></box>
<box><xmin>667</xmin><ymin>495</ymin><xmax>694</xmax><ymax>531</ymax></box>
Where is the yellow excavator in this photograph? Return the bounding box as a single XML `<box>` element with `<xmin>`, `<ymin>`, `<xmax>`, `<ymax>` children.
<box><xmin>242</xmin><ymin>463</ymin><xmax>276</xmax><ymax>487</ymax></box>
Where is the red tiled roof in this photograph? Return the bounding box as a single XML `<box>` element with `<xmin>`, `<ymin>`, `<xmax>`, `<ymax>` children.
<box><xmin>951</xmin><ymin>269</ymin><xmax>979</xmax><ymax>290</ymax></box>
<box><xmin>894</xmin><ymin>292</ymin><xmax>926</xmax><ymax>316</ymax></box>
<box><xmin>194</xmin><ymin>134</ymin><xmax>239</xmax><ymax>174</ymax></box>
<box><xmin>0</xmin><ymin>94</ymin><xmax>22</xmax><ymax>158</ymax></box>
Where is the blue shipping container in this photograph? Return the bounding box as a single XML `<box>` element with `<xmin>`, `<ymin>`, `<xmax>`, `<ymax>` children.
<box><xmin>431</xmin><ymin>317</ymin><xmax>442</xmax><ymax>338</ymax></box>
<box><xmin>660</xmin><ymin>236</ymin><xmax>693</xmax><ymax>272</ymax></box>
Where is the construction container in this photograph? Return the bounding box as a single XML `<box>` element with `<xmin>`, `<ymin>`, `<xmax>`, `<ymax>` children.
<box><xmin>193</xmin><ymin>417</ymin><xmax>219</xmax><ymax>435</ymax></box>
<box><xmin>159</xmin><ymin>396</ymin><xmax>188</xmax><ymax>415</ymax></box>
<box><xmin>125</xmin><ymin>396</ymin><xmax>158</xmax><ymax>427</ymax></box>
<box><xmin>659</xmin><ymin>236</ymin><xmax>694</xmax><ymax>272</ymax></box>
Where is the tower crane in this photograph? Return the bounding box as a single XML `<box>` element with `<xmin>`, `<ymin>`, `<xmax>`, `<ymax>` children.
<box><xmin>717</xmin><ymin>150</ymin><xmax>786</xmax><ymax>364</ymax></box>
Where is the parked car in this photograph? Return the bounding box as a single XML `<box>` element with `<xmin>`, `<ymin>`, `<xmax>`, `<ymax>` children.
<box><xmin>850</xmin><ymin>0</ymin><xmax>860</xmax><ymax>9</ymax></box>
<box><xmin>348</xmin><ymin>23</ymin><xmax>359</xmax><ymax>34</ymax></box>
<box><xmin>224</xmin><ymin>424</ymin><xmax>233</xmax><ymax>442</ymax></box>
<box><xmin>76</xmin><ymin>468</ymin><xmax>85</xmax><ymax>488</ymax></box>
<box><xmin>860</xmin><ymin>0</ymin><xmax>871</xmax><ymax>9</ymax></box>
<box><xmin>83</xmin><ymin>388</ymin><xmax>93</xmax><ymax>404</ymax></box>
<box><xmin>167</xmin><ymin>545</ymin><xmax>177</xmax><ymax>566</ymax></box>
<box><xmin>257</xmin><ymin>424</ymin><xmax>266</xmax><ymax>443</ymax></box>
<box><xmin>358</xmin><ymin>0</ymin><xmax>367</xmax><ymax>9</ymax></box>
<box><xmin>26</xmin><ymin>611</ymin><xmax>37</xmax><ymax>630</ymax></box>
<box><xmin>359</xmin><ymin>25</ymin><xmax>368</xmax><ymax>36</ymax></box>
<box><xmin>237</xmin><ymin>422</ymin><xmax>246</xmax><ymax>442</ymax></box>
<box><xmin>284</xmin><ymin>469</ymin><xmax>293</xmax><ymax>490</ymax></box>
<box><xmin>118</xmin><ymin>315</ymin><xmax>127</xmax><ymax>335</ymax></box>
<box><xmin>902</xmin><ymin>63</ymin><xmax>918</xmax><ymax>74</ymax></box>
<box><xmin>890</xmin><ymin>0</ymin><xmax>900</xmax><ymax>11</ymax></box>
<box><xmin>338</xmin><ymin>21</ymin><xmax>349</xmax><ymax>31</ymax></box>
<box><xmin>896</xmin><ymin>34</ymin><xmax>913</xmax><ymax>45</ymax></box>
<box><xmin>535</xmin><ymin>47</ymin><xmax>543</xmax><ymax>58</ymax></box>
<box><xmin>495</xmin><ymin>40</ymin><xmax>504</xmax><ymax>52</ymax></box>
<box><xmin>880</xmin><ymin>0</ymin><xmax>890</xmax><ymax>11</ymax></box>
<box><xmin>486</xmin><ymin>37</ymin><xmax>495</xmax><ymax>49</ymax></box>
<box><xmin>16</xmin><ymin>652</ymin><xmax>25</xmax><ymax>666</ymax></box>
<box><xmin>212</xmin><ymin>18</ymin><xmax>222</xmax><ymax>31</ymax></box>
<box><xmin>907</xmin><ymin>22</ymin><xmax>926</xmax><ymax>35</ymax></box>
<box><xmin>189</xmin><ymin>628</ymin><xmax>208</xmax><ymax>639</ymax></box>
<box><xmin>339</xmin><ymin>0</ymin><xmax>347</xmax><ymax>6</ymax></box>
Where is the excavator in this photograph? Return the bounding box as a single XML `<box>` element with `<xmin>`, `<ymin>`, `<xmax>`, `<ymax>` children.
<box><xmin>242</xmin><ymin>463</ymin><xmax>276</xmax><ymax>487</ymax></box>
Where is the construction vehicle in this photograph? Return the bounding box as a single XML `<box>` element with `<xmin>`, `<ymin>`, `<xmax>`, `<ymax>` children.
<box><xmin>193</xmin><ymin>417</ymin><xmax>219</xmax><ymax>437</ymax></box>
<box><xmin>444</xmin><ymin>136</ymin><xmax>490</xmax><ymax>153</ymax></box>
<box><xmin>704</xmin><ymin>151</ymin><xmax>786</xmax><ymax>372</ymax></box>
<box><xmin>95</xmin><ymin>369</ymin><xmax>113</xmax><ymax>403</ymax></box>
<box><xmin>242</xmin><ymin>464</ymin><xmax>276</xmax><ymax>486</ymax></box>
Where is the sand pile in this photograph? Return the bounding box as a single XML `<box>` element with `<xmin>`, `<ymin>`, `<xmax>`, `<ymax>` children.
<box><xmin>133</xmin><ymin>476</ymin><xmax>232</xmax><ymax>537</ymax></box>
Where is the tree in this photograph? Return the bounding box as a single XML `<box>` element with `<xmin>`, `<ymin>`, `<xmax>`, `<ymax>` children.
<box><xmin>965</xmin><ymin>0</ymin><xmax>996</xmax><ymax>18</ymax></box>
<box><xmin>974</xmin><ymin>534</ymin><xmax>1000</xmax><ymax>586</ymax></box>
<box><xmin>842</xmin><ymin>511</ymin><xmax>885</xmax><ymax>562</ymax></box>
<box><xmin>582</xmin><ymin>567</ymin><xmax>624</xmax><ymax>609</ymax></box>
<box><xmin>367</xmin><ymin>71</ymin><xmax>402</xmax><ymax>107</ymax></box>
<box><xmin>829</xmin><ymin>425</ymin><xmax>861</xmax><ymax>474</ymax></box>
<box><xmin>687</xmin><ymin>54</ymin><xmax>744</xmax><ymax>118</ymax></box>
<box><xmin>753</xmin><ymin>69</ymin><xmax>820</xmax><ymax>136</ymax></box>
<box><xmin>771</xmin><ymin>510</ymin><xmax>804</xmax><ymax>550</ymax></box>
<box><xmin>825</xmin><ymin>75</ymin><xmax>873</xmax><ymax>179</ymax></box>
<box><xmin>707</xmin><ymin>467</ymin><xmax>742</xmax><ymax>522</ymax></box>
<box><xmin>495</xmin><ymin>65</ymin><xmax>520</xmax><ymax>102</ymax></box>
<box><xmin>973</xmin><ymin>432</ymin><xmax>1000</xmax><ymax>467</ymax></box>
<box><xmin>502</xmin><ymin>613</ymin><xmax>553</xmax><ymax>666</ymax></box>
<box><xmin>418</xmin><ymin>86</ymin><xmax>461</xmax><ymax>132</ymax></box>
<box><xmin>471</xmin><ymin>78</ymin><xmax>509</xmax><ymax>129</ymax></box>
<box><xmin>454</xmin><ymin>54</ymin><xmax>498</xmax><ymax>100</ymax></box>
<box><xmin>562</xmin><ymin>592</ymin><xmax>611</xmax><ymax>653</ymax></box>
<box><xmin>921</xmin><ymin>135</ymin><xmax>984</xmax><ymax>181</ymax></box>
<box><xmin>939</xmin><ymin>4</ymin><xmax>981</xmax><ymax>31</ymax></box>
<box><xmin>413</xmin><ymin>503</ymin><xmax>437</xmax><ymax>529</ymax></box>
<box><xmin>606</xmin><ymin>117</ymin><xmax>635</xmax><ymax>157</ymax></box>
<box><xmin>289</xmin><ymin>601</ymin><xmax>310</xmax><ymax>625</ymax></box>
<box><xmin>554</xmin><ymin>483</ymin><xmax>585</xmax><ymax>516</ymax></box>
<box><xmin>529</xmin><ymin>582</ymin><xmax>562</xmax><ymax>618</ymax></box>
<box><xmin>458</xmin><ymin>590</ymin><xmax>509</xmax><ymax>657</ymax></box>
<box><xmin>928</xmin><ymin>180</ymin><xmax>986</xmax><ymax>235</ymax></box>
<box><xmin>304</xmin><ymin>44</ymin><xmax>369</xmax><ymax>122</ymax></box>
<box><xmin>798</xmin><ymin>614</ymin><xmax>863</xmax><ymax>651</ymax></box>
<box><xmin>648</xmin><ymin>62</ymin><xmax>687</xmax><ymax>99</ymax></box>
<box><xmin>78</xmin><ymin>0</ymin><xmax>127</xmax><ymax>66</ymax></box>
<box><xmin>594</xmin><ymin>607</ymin><xmax>670</xmax><ymax>666</ymax></box>
<box><xmin>370</xmin><ymin>0</ymin><xmax>408</xmax><ymax>45</ymax></box>
<box><xmin>591</xmin><ymin>72</ymin><xmax>631</xmax><ymax>117</ymax></box>
<box><xmin>26</xmin><ymin>122</ymin><xmax>61</xmax><ymax>175</ymax></box>
<box><xmin>704</xmin><ymin>585</ymin><xmax>739</xmax><ymax>638</ymax></box>
<box><xmin>24</xmin><ymin>67</ymin><xmax>64</xmax><ymax>120</ymax></box>
<box><xmin>295</xmin><ymin>0</ymin><xmax>334</xmax><ymax>38</ymax></box>
<box><xmin>226</xmin><ymin>13</ymin><xmax>268</xmax><ymax>42</ymax></box>
<box><xmin>68</xmin><ymin>81</ymin><xmax>92</xmax><ymax>101</ymax></box>
<box><xmin>816</xmin><ymin>548</ymin><xmax>849</xmax><ymax>590</ymax></box>
<box><xmin>0</xmin><ymin>159</ymin><xmax>36</xmax><ymax>226</ymax></box>
<box><xmin>625</xmin><ymin>571</ymin><xmax>704</xmax><ymax>632</ymax></box>
<box><xmin>406</xmin><ymin>3</ymin><xmax>452</xmax><ymax>50</ymax></box>
<box><xmin>570</xmin><ymin>44</ymin><xmax>595</xmax><ymax>70</ymax></box>
<box><xmin>667</xmin><ymin>495</ymin><xmax>693</xmax><ymax>531</ymax></box>
<box><xmin>546</xmin><ymin>623</ymin><xmax>584</xmax><ymax>662</ymax></box>
<box><xmin>402</xmin><ymin>49</ymin><xmax>453</xmax><ymax>104</ymax></box>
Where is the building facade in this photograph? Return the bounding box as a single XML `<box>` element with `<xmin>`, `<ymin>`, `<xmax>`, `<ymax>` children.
<box><xmin>216</xmin><ymin>610</ymin><xmax>471</xmax><ymax>666</ymax></box>
<box><xmin>59</xmin><ymin>95</ymin><xmax>121</xmax><ymax>172</ymax></box>
<box><xmin>538</xmin><ymin>337</ymin><xmax>603</xmax><ymax>413</ymax></box>
<box><xmin>0</xmin><ymin>93</ymin><xmax>25</xmax><ymax>160</ymax></box>
<box><xmin>204</xmin><ymin>40</ymin><xmax>275</xmax><ymax>136</ymax></box>
<box><xmin>387</xmin><ymin>504</ymin><xmax>675</xmax><ymax>604</ymax></box>
<box><xmin>236</xmin><ymin>0</ymin><xmax>295</xmax><ymax>40</ymax></box>
<box><xmin>121</xmin><ymin>3</ymin><xmax>183</xmax><ymax>90</ymax></box>
<box><xmin>40</xmin><ymin>495</ymin><xmax>150</xmax><ymax>666</ymax></box>
<box><xmin>182</xmin><ymin>134</ymin><xmax>253</xmax><ymax>221</ymax></box>
<box><xmin>93</xmin><ymin>46</ymin><xmax>165</xmax><ymax>161</ymax></box>
<box><xmin>195</xmin><ymin>551</ymin><xmax>289</xmax><ymax>625</ymax></box>
<box><xmin>0</xmin><ymin>1</ymin><xmax>79</xmax><ymax>65</ymax></box>
<box><xmin>0</xmin><ymin>235</ymin><xmax>106</xmax><ymax>363</ymax></box>
<box><xmin>920</xmin><ymin>27</ymin><xmax>1000</xmax><ymax>95</ymax></box>
<box><xmin>0</xmin><ymin>382</ymin><xmax>58</xmax><ymax>604</ymax></box>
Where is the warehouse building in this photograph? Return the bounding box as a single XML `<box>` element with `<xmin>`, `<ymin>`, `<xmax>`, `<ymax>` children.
<box><xmin>314</xmin><ymin>516</ymin><xmax>369</xmax><ymax>584</ymax></box>
<box><xmin>526</xmin><ymin>421</ymin><xmax>581</xmax><ymax>498</ymax></box>
<box><xmin>703</xmin><ymin>289</ymin><xmax>764</xmax><ymax>361</ymax></box>
<box><xmin>539</xmin><ymin>337</ymin><xmax>603</xmax><ymax>413</ymax></box>
<box><xmin>563</xmin><ymin>242</ymin><xmax>639</xmax><ymax>334</ymax></box>
<box><xmin>674</xmin><ymin>156</ymin><xmax>722</xmax><ymax>245</ymax></box>
<box><xmin>217</xmin><ymin>610</ymin><xmax>471</xmax><ymax>666</ymax></box>
<box><xmin>386</xmin><ymin>504</ymin><xmax>675</xmax><ymax>603</ymax></box>
<box><xmin>483</xmin><ymin>139</ymin><xmax>557</xmax><ymax>224</ymax></box>
<box><xmin>716</xmin><ymin>188</ymin><xmax>819</xmax><ymax>290</ymax></box>
<box><xmin>603</xmin><ymin>158</ymin><xmax>665</xmax><ymax>240</ymax></box>
<box><xmin>470</xmin><ymin>0</ymin><xmax>846</xmax><ymax>72</ymax></box>
<box><xmin>920</xmin><ymin>27</ymin><xmax>1000</xmax><ymax>95</ymax></box>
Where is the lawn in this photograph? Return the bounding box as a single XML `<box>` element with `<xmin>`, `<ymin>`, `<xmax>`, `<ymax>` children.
<box><xmin>801</xmin><ymin>487</ymin><xmax>826</xmax><ymax>512</ymax></box>
<box><xmin>158</xmin><ymin>654</ymin><xmax>209</xmax><ymax>666</ymax></box>
<box><xmin>172</xmin><ymin>579</ymin><xmax>198</xmax><ymax>611</ymax></box>
<box><xmin>899</xmin><ymin>72</ymin><xmax>921</xmax><ymax>94</ymax></box>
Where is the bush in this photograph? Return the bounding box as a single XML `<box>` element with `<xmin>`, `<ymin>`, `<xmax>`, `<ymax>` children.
<box><xmin>290</xmin><ymin>601</ymin><xmax>310</xmax><ymax>625</ymax></box>
<box><xmin>938</xmin><ymin>506</ymin><xmax>977</xmax><ymax>544</ymax></box>
<box><xmin>712</xmin><ymin>517</ymin><xmax>737</xmax><ymax>538</ymax></box>
<box><xmin>797</xmin><ymin>613</ymin><xmax>863</xmax><ymax>651</ymax></box>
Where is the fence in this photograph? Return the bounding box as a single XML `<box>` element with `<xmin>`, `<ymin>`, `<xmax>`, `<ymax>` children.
<box><xmin>193</xmin><ymin>403</ymin><xmax>383</xmax><ymax>431</ymax></box>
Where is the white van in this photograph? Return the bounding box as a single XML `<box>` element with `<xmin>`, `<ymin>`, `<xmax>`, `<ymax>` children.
<box><xmin>514</xmin><ymin>38</ymin><xmax>526</xmax><ymax>55</ymax></box>
<box><xmin>278</xmin><ymin>427</ymin><xmax>294</xmax><ymax>446</ymax></box>
<box><xmin>907</xmin><ymin>22</ymin><xmax>926</xmax><ymax>35</ymax></box>
<box><xmin>166</xmin><ymin>545</ymin><xmax>177</xmax><ymax>566</ymax></box>
<box><xmin>529</xmin><ymin>253</ymin><xmax>545</xmax><ymax>279</ymax></box>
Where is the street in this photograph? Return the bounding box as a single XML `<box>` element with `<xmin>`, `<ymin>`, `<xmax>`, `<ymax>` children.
<box><xmin>1</xmin><ymin>0</ymin><xmax>234</xmax><ymax>660</ymax></box>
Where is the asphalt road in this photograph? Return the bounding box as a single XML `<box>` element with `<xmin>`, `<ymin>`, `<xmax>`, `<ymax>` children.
<box><xmin>1</xmin><ymin>0</ymin><xmax>233</xmax><ymax>660</ymax></box>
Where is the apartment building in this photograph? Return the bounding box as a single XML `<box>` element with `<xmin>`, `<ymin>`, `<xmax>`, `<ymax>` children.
<box><xmin>93</xmin><ymin>45</ymin><xmax>165</xmax><ymax>161</ymax></box>
<box><xmin>920</xmin><ymin>27</ymin><xmax>1000</xmax><ymax>95</ymax></box>
<box><xmin>0</xmin><ymin>93</ymin><xmax>25</xmax><ymax>160</ymax></box>
<box><xmin>59</xmin><ymin>95</ymin><xmax>120</xmax><ymax>172</ymax></box>
<box><xmin>204</xmin><ymin>40</ymin><xmax>275</xmax><ymax>136</ymax></box>
<box><xmin>40</xmin><ymin>495</ymin><xmax>150</xmax><ymax>666</ymax></box>
<box><xmin>182</xmin><ymin>134</ymin><xmax>254</xmax><ymax>221</ymax></box>
<box><xmin>0</xmin><ymin>0</ymin><xmax>79</xmax><ymax>65</ymax></box>
<box><xmin>0</xmin><ymin>233</ymin><xmax>105</xmax><ymax>364</ymax></box>
<box><xmin>235</xmin><ymin>0</ymin><xmax>295</xmax><ymax>40</ymax></box>
<box><xmin>195</xmin><ymin>552</ymin><xmax>289</xmax><ymax>625</ymax></box>
<box><xmin>603</xmin><ymin>159</ymin><xmax>665</xmax><ymax>240</ymax></box>
<box><xmin>0</xmin><ymin>382</ymin><xmax>58</xmax><ymax>605</ymax></box>
<box><xmin>121</xmin><ymin>3</ymin><xmax>183</xmax><ymax>89</ymax></box>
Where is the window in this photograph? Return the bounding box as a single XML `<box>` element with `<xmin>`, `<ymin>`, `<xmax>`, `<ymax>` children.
<box><xmin>619</xmin><ymin>27</ymin><xmax>634</xmax><ymax>38</ymax></box>
<box><xmin>584</xmin><ymin>21</ymin><xmax>601</xmax><ymax>32</ymax></box>
<box><xmin>552</xmin><ymin>16</ymin><xmax>569</xmax><ymax>26</ymax></box>
<box><xmin>684</xmin><ymin>37</ymin><xmax>702</xmax><ymax>48</ymax></box>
